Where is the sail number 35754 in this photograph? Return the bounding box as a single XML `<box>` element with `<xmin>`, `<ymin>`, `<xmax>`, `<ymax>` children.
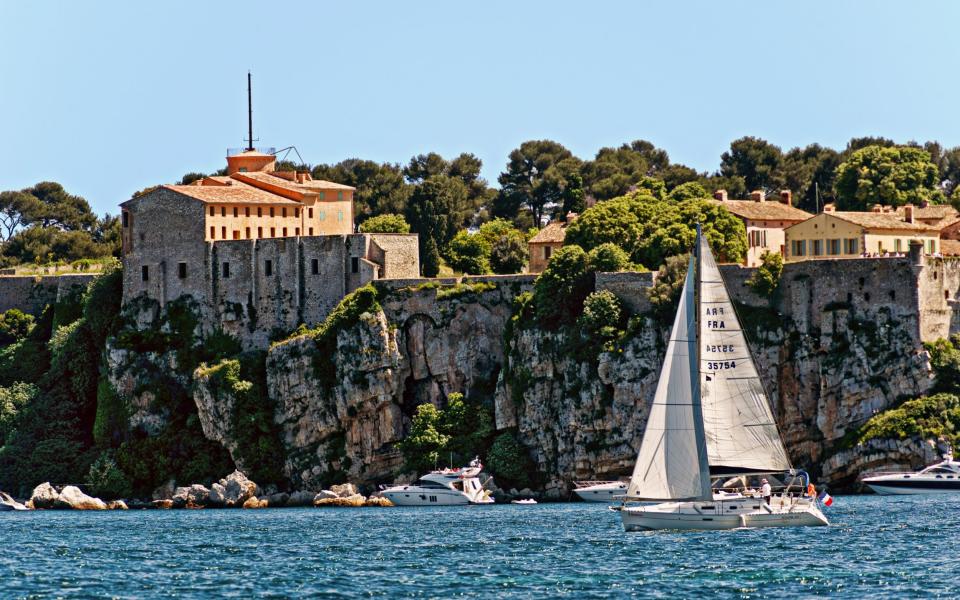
<box><xmin>706</xmin><ymin>361</ymin><xmax>736</xmax><ymax>370</ymax></box>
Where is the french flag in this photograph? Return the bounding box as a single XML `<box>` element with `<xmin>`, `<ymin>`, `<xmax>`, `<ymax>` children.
<box><xmin>818</xmin><ymin>491</ymin><xmax>834</xmax><ymax>507</ymax></box>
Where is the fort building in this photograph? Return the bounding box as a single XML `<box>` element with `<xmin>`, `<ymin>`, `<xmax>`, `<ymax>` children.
<box><xmin>710</xmin><ymin>189</ymin><xmax>812</xmax><ymax>267</ymax></box>
<box><xmin>783</xmin><ymin>204</ymin><xmax>939</xmax><ymax>262</ymax></box>
<box><xmin>528</xmin><ymin>214</ymin><xmax>576</xmax><ymax>273</ymax></box>
<box><xmin>119</xmin><ymin>150</ymin><xmax>420</xmax><ymax>347</ymax></box>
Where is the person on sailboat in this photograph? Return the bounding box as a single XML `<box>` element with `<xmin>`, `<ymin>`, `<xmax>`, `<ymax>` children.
<box><xmin>761</xmin><ymin>479</ymin><xmax>772</xmax><ymax>505</ymax></box>
<box><xmin>807</xmin><ymin>481</ymin><xmax>817</xmax><ymax>498</ymax></box>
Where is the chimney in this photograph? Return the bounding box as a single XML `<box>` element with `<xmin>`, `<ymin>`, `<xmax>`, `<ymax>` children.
<box><xmin>920</xmin><ymin>200</ymin><xmax>929</xmax><ymax>208</ymax></box>
<box><xmin>780</xmin><ymin>189</ymin><xmax>792</xmax><ymax>206</ymax></box>
<box><xmin>823</xmin><ymin>203</ymin><xmax>835</xmax><ymax>213</ymax></box>
<box><xmin>714</xmin><ymin>189</ymin><xmax>728</xmax><ymax>202</ymax></box>
<box><xmin>904</xmin><ymin>204</ymin><xmax>914</xmax><ymax>224</ymax></box>
<box><xmin>750</xmin><ymin>190</ymin><xmax>765</xmax><ymax>202</ymax></box>
<box><xmin>872</xmin><ymin>204</ymin><xmax>883</xmax><ymax>213</ymax></box>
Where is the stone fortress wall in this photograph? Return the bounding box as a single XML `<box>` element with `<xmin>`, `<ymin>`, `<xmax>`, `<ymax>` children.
<box><xmin>0</xmin><ymin>274</ymin><xmax>98</xmax><ymax>316</ymax></box>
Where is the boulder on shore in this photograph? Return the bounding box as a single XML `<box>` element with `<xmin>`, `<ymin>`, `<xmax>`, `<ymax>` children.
<box><xmin>313</xmin><ymin>490</ymin><xmax>338</xmax><ymax>502</ymax></box>
<box><xmin>152</xmin><ymin>499</ymin><xmax>174</xmax><ymax>509</ymax></box>
<box><xmin>265</xmin><ymin>492</ymin><xmax>289</xmax><ymax>507</ymax></box>
<box><xmin>53</xmin><ymin>486</ymin><xmax>107</xmax><ymax>510</ymax></box>
<box><xmin>329</xmin><ymin>483</ymin><xmax>358</xmax><ymax>498</ymax></box>
<box><xmin>242</xmin><ymin>496</ymin><xmax>268</xmax><ymax>509</ymax></box>
<box><xmin>286</xmin><ymin>491</ymin><xmax>315</xmax><ymax>507</ymax></box>
<box><xmin>172</xmin><ymin>484</ymin><xmax>211</xmax><ymax>508</ymax></box>
<box><xmin>314</xmin><ymin>493</ymin><xmax>366</xmax><ymax>507</ymax></box>
<box><xmin>208</xmin><ymin>470</ymin><xmax>258</xmax><ymax>507</ymax></box>
<box><xmin>29</xmin><ymin>483</ymin><xmax>60</xmax><ymax>509</ymax></box>
<box><xmin>364</xmin><ymin>496</ymin><xmax>394</xmax><ymax>507</ymax></box>
<box><xmin>107</xmin><ymin>500</ymin><xmax>129</xmax><ymax>510</ymax></box>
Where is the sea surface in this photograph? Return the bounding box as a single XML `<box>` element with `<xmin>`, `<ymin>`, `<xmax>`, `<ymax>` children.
<box><xmin>0</xmin><ymin>494</ymin><xmax>955</xmax><ymax>598</ymax></box>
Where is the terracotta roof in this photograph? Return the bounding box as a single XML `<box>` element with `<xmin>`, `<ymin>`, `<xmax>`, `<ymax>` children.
<box><xmin>529</xmin><ymin>221</ymin><xmax>569</xmax><ymax>244</ymax></box>
<box><xmin>828</xmin><ymin>211</ymin><xmax>939</xmax><ymax>233</ymax></box>
<box><xmin>163</xmin><ymin>182</ymin><xmax>301</xmax><ymax>205</ymax></box>
<box><xmin>234</xmin><ymin>171</ymin><xmax>355</xmax><ymax>193</ymax></box>
<box><xmin>940</xmin><ymin>239</ymin><xmax>960</xmax><ymax>256</ymax></box>
<box><xmin>710</xmin><ymin>199</ymin><xmax>812</xmax><ymax>222</ymax></box>
<box><xmin>894</xmin><ymin>204</ymin><xmax>959</xmax><ymax>223</ymax></box>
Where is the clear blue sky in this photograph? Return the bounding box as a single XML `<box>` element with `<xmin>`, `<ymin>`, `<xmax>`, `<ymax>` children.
<box><xmin>2</xmin><ymin>1</ymin><xmax>959</xmax><ymax>215</ymax></box>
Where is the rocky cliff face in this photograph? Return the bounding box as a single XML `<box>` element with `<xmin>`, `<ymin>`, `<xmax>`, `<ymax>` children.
<box><xmin>117</xmin><ymin>273</ymin><xmax>939</xmax><ymax>494</ymax></box>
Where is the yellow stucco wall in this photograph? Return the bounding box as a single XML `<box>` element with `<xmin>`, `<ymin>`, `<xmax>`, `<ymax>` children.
<box><xmin>743</xmin><ymin>219</ymin><xmax>806</xmax><ymax>267</ymax></box>
<box><xmin>785</xmin><ymin>213</ymin><xmax>938</xmax><ymax>262</ymax></box>
<box><xmin>202</xmin><ymin>195</ymin><xmax>353</xmax><ymax>241</ymax></box>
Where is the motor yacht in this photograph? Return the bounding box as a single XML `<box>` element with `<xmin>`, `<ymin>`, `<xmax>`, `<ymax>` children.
<box><xmin>863</xmin><ymin>454</ymin><xmax>960</xmax><ymax>495</ymax></box>
<box><xmin>0</xmin><ymin>491</ymin><xmax>28</xmax><ymax>511</ymax></box>
<box><xmin>380</xmin><ymin>457</ymin><xmax>494</xmax><ymax>506</ymax></box>
<box><xmin>573</xmin><ymin>481</ymin><xmax>627</xmax><ymax>502</ymax></box>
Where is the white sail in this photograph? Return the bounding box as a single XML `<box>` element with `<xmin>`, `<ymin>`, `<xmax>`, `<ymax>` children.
<box><xmin>626</xmin><ymin>256</ymin><xmax>712</xmax><ymax>501</ymax></box>
<box><xmin>697</xmin><ymin>234</ymin><xmax>791</xmax><ymax>473</ymax></box>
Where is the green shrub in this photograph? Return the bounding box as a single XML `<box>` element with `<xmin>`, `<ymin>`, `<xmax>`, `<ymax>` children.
<box><xmin>93</xmin><ymin>378</ymin><xmax>127</xmax><ymax>449</ymax></box>
<box><xmin>87</xmin><ymin>451</ymin><xmax>132</xmax><ymax>499</ymax></box>
<box><xmin>747</xmin><ymin>251</ymin><xmax>783</xmax><ymax>297</ymax></box>
<box><xmin>587</xmin><ymin>243</ymin><xmax>633</xmax><ymax>273</ymax></box>
<box><xmin>647</xmin><ymin>253</ymin><xmax>690</xmax><ymax>324</ymax></box>
<box><xmin>397</xmin><ymin>403</ymin><xmax>450</xmax><ymax>474</ymax></box>
<box><xmin>854</xmin><ymin>393</ymin><xmax>960</xmax><ymax>448</ymax></box>
<box><xmin>925</xmin><ymin>335</ymin><xmax>960</xmax><ymax>393</ymax></box>
<box><xmin>532</xmin><ymin>245</ymin><xmax>592</xmax><ymax>328</ymax></box>
<box><xmin>0</xmin><ymin>309</ymin><xmax>34</xmax><ymax>346</ymax></box>
<box><xmin>0</xmin><ymin>306</ymin><xmax>53</xmax><ymax>386</ymax></box>
<box><xmin>359</xmin><ymin>213</ymin><xmax>411</xmax><ymax>234</ymax></box>
<box><xmin>578</xmin><ymin>290</ymin><xmax>624</xmax><ymax>339</ymax></box>
<box><xmin>0</xmin><ymin>382</ymin><xmax>38</xmax><ymax>446</ymax></box>
<box><xmin>489</xmin><ymin>232</ymin><xmax>527</xmax><ymax>274</ymax></box>
<box><xmin>486</xmin><ymin>431</ymin><xmax>532</xmax><ymax>488</ymax></box>
<box><xmin>447</xmin><ymin>231</ymin><xmax>491</xmax><ymax>275</ymax></box>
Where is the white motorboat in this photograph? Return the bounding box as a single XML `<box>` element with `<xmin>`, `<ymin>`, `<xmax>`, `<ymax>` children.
<box><xmin>381</xmin><ymin>457</ymin><xmax>494</xmax><ymax>506</ymax></box>
<box><xmin>0</xmin><ymin>491</ymin><xmax>28</xmax><ymax>511</ymax></box>
<box><xmin>863</xmin><ymin>454</ymin><xmax>960</xmax><ymax>494</ymax></box>
<box><xmin>511</xmin><ymin>498</ymin><xmax>537</xmax><ymax>505</ymax></box>
<box><xmin>573</xmin><ymin>480</ymin><xmax>627</xmax><ymax>502</ymax></box>
<box><xmin>620</xmin><ymin>226</ymin><xmax>828</xmax><ymax>531</ymax></box>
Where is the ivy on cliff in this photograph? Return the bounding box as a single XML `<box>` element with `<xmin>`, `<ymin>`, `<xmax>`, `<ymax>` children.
<box><xmin>850</xmin><ymin>393</ymin><xmax>960</xmax><ymax>449</ymax></box>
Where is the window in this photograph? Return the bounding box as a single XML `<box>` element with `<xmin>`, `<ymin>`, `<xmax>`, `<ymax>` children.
<box><xmin>282</xmin><ymin>207</ymin><xmax>287</xmax><ymax>218</ymax></box>
<box><xmin>233</xmin><ymin>230</ymin><xmax>240</xmax><ymax>240</ymax></box>
<box><xmin>309</xmin><ymin>227</ymin><xmax>314</xmax><ymax>236</ymax></box>
<box><xmin>221</xmin><ymin>207</ymin><xmax>226</xmax><ymax>217</ymax></box>
<box><xmin>812</xmin><ymin>240</ymin><xmax>823</xmax><ymax>256</ymax></box>
<box><xmin>295</xmin><ymin>208</ymin><xmax>300</xmax><ymax>218</ymax></box>
<box><xmin>265</xmin><ymin>260</ymin><xmax>273</xmax><ymax>276</ymax></box>
<box><xmin>338</xmin><ymin>191</ymin><xmax>343</xmax><ymax>201</ymax></box>
<box><xmin>221</xmin><ymin>226</ymin><xmax>227</xmax><ymax>239</ymax></box>
<box><xmin>309</xmin><ymin>208</ymin><xmax>314</xmax><ymax>218</ymax></box>
<box><xmin>791</xmin><ymin>240</ymin><xmax>806</xmax><ymax>257</ymax></box>
<box><xmin>258</xmin><ymin>207</ymin><xmax>263</xmax><ymax>217</ymax></box>
<box><xmin>311</xmin><ymin>259</ymin><xmax>319</xmax><ymax>274</ymax></box>
<box><xmin>320</xmin><ymin>191</ymin><xmax>325</xmax><ymax>200</ymax></box>
<box><xmin>122</xmin><ymin>212</ymin><xmax>129</xmax><ymax>227</ymax></box>
<box><xmin>338</xmin><ymin>210</ymin><xmax>343</xmax><ymax>222</ymax></box>
<box><xmin>351</xmin><ymin>257</ymin><xmax>359</xmax><ymax>273</ymax></box>
<box><xmin>282</xmin><ymin>227</ymin><xmax>288</xmax><ymax>237</ymax></box>
<box><xmin>544</xmin><ymin>246</ymin><xmax>552</xmax><ymax>260</ymax></box>
<box><xmin>178</xmin><ymin>262</ymin><xmax>187</xmax><ymax>279</ymax></box>
<box><xmin>895</xmin><ymin>239</ymin><xmax>902</xmax><ymax>253</ymax></box>
<box><xmin>245</xmin><ymin>227</ymin><xmax>251</xmax><ymax>238</ymax></box>
<box><xmin>233</xmin><ymin>207</ymin><xmax>238</xmax><ymax>217</ymax></box>
<box><xmin>210</xmin><ymin>226</ymin><xmax>216</xmax><ymax>239</ymax></box>
<box><xmin>270</xmin><ymin>227</ymin><xmax>276</xmax><ymax>237</ymax></box>
<box><xmin>319</xmin><ymin>211</ymin><xmax>326</xmax><ymax>221</ymax></box>
<box><xmin>843</xmin><ymin>238</ymin><xmax>859</xmax><ymax>254</ymax></box>
<box><xmin>210</xmin><ymin>207</ymin><xmax>215</xmax><ymax>217</ymax></box>
<box><xmin>141</xmin><ymin>265</ymin><xmax>149</xmax><ymax>281</ymax></box>
<box><xmin>270</xmin><ymin>207</ymin><xmax>275</xmax><ymax>218</ymax></box>
<box><xmin>222</xmin><ymin>262</ymin><xmax>230</xmax><ymax>278</ymax></box>
<box><xmin>827</xmin><ymin>239</ymin><xmax>841</xmax><ymax>255</ymax></box>
<box><xmin>257</xmin><ymin>227</ymin><xmax>262</xmax><ymax>238</ymax></box>
<box><xmin>245</xmin><ymin>207</ymin><xmax>250</xmax><ymax>217</ymax></box>
<box><xmin>930</xmin><ymin>239</ymin><xmax>937</xmax><ymax>254</ymax></box>
<box><xmin>295</xmin><ymin>228</ymin><xmax>300</xmax><ymax>236</ymax></box>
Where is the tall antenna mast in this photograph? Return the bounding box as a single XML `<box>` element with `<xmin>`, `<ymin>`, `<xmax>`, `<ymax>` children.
<box><xmin>246</xmin><ymin>71</ymin><xmax>254</xmax><ymax>152</ymax></box>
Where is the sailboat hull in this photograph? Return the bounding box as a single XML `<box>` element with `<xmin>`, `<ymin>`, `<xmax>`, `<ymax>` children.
<box><xmin>620</xmin><ymin>496</ymin><xmax>828</xmax><ymax>531</ymax></box>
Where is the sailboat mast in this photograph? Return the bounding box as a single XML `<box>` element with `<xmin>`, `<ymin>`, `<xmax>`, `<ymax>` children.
<box><xmin>691</xmin><ymin>224</ymin><xmax>713</xmax><ymax>499</ymax></box>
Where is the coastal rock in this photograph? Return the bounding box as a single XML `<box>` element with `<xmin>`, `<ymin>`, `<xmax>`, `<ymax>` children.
<box><xmin>172</xmin><ymin>484</ymin><xmax>210</xmax><ymax>508</ymax></box>
<box><xmin>29</xmin><ymin>482</ymin><xmax>60</xmax><ymax>509</ymax></box>
<box><xmin>242</xmin><ymin>496</ymin><xmax>267</xmax><ymax>509</ymax></box>
<box><xmin>314</xmin><ymin>493</ymin><xmax>366</xmax><ymax>507</ymax></box>
<box><xmin>313</xmin><ymin>490</ymin><xmax>337</xmax><ymax>502</ymax></box>
<box><xmin>152</xmin><ymin>479</ymin><xmax>176</xmax><ymax>501</ymax></box>
<box><xmin>364</xmin><ymin>496</ymin><xmax>393</xmax><ymax>507</ymax></box>
<box><xmin>152</xmin><ymin>499</ymin><xmax>174</xmax><ymax>509</ymax></box>
<box><xmin>286</xmin><ymin>491</ymin><xmax>316</xmax><ymax>506</ymax></box>
<box><xmin>53</xmin><ymin>486</ymin><xmax>107</xmax><ymax>510</ymax></box>
<box><xmin>266</xmin><ymin>492</ymin><xmax>289</xmax><ymax>507</ymax></box>
<box><xmin>208</xmin><ymin>471</ymin><xmax>257</xmax><ymax>507</ymax></box>
<box><xmin>108</xmin><ymin>500</ymin><xmax>129</xmax><ymax>510</ymax></box>
<box><xmin>329</xmin><ymin>483</ymin><xmax>357</xmax><ymax>498</ymax></box>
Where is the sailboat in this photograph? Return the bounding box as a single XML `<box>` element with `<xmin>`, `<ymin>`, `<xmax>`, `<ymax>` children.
<box><xmin>619</xmin><ymin>226</ymin><xmax>828</xmax><ymax>531</ymax></box>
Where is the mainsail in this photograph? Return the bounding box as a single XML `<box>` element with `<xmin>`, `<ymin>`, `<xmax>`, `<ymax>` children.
<box><xmin>626</xmin><ymin>255</ymin><xmax>712</xmax><ymax>501</ymax></box>
<box><xmin>627</xmin><ymin>227</ymin><xmax>790</xmax><ymax>501</ymax></box>
<box><xmin>697</xmin><ymin>232</ymin><xmax>791</xmax><ymax>474</ymax></box>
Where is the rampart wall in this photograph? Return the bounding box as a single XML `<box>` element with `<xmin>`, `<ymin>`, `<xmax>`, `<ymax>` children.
<box><xmin>0</xmin><ymin>274</ymin><xmax>97</xmax><ymax>316</ymax></box>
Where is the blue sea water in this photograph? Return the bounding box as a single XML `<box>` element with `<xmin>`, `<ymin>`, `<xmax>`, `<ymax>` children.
<box><xmin>0</xmin><ymin>494</ymin><xmax>955</xmax><ymax>598</ymax></box>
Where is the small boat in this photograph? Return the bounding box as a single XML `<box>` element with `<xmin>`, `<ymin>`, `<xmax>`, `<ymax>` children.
<box><xmin>573</xmin><ymin>481</ymin><xmax>627</xmax><ymax>502</ymax></box>
<box><xmin>0</xmin><ymin>491</ymin><xmax>28</xmax><ymax>511</ymax></box>
<box><xmin>380</xmin><ymin>457</ymin><xmax>494</xmax><ymax>506</ymax></box>
<box><xmin>511</xmin><ymin>498</ymin><xmax>537</xmax><ymax>505</ymax></box>
<box><xmin>863</xmin><ymin>454</ymin><xmax>960</xmax><ymax>495</ymax></box>
<box><xmin>619</xmin><ymin>226</ymin><xmax>828</xmax><ymax>531</ymax></box>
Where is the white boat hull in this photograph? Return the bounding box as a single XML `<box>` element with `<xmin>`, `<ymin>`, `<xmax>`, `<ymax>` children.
<box><xmin>380</xmin><ymin>488</ymin><xmax>493</xmax><ymax>506</ymax></box>
<box><xmin>574</xmin><ymin>483</ymin><xmax>627</xmax><ymax>503</ymax></box>
<box><xmin>865</xmin><ymin>482</ymin><xmax>960</xmax><ymax>495</ymax></box>
<box><xmin>621</xmin><ymin>497</ymin><xmax>828</xmax><ymax>531</ymax></box>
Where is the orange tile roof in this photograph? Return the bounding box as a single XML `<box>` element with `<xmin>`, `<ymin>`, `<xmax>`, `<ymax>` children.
<box><xmin>164</xmin><ymin>181</ymin><xmax>302</xmax><ymax>205</ymax></box>
<box><xmin>235</xmin><ymin>171</ymin><xmax>355</xmax><ymax>193</ymax></box>
<box><xmin>828</xmin><ymin>211</ymin><xmax>939</xmax><ymax>233</ymax></box>
<box><xmin>940</xmin><ymin>239</ymin><xmax>960</xmax><ymax>256</ymax></box>
<box><xmin>529</xmin><ymin>221</ymin><xmax>568</xmax><ymax>244</ymax></box>
<box><xmin>711</xmin><ymin>199</ymin><xmax>812</xmax><ymax>222</ymax></box>
<box><xmin>894</xmin><ymin>204</ymin><xmax>959</xmax><ymax>223</ymax></box>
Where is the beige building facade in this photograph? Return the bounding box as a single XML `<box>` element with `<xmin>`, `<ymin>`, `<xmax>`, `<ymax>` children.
<box><xmin>784</xmin><ymin>205</ymin><xmax>939</xmax><ymax>262</ymax></box>
<box><xmin>711</xmin><ymin>190</ymin><xmax>812</xmax><ymax>267</ymax></box>
<box><xmin>528</xmin><ymin>218</ymin><xmax>574</xmax><ymax>273</ymax></box>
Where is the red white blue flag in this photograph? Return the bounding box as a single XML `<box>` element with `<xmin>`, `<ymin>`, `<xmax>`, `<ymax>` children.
<box><xmin>818</xmin><ymin>491</ymin><xmax>834</xmax><ymax>507</ymax></box>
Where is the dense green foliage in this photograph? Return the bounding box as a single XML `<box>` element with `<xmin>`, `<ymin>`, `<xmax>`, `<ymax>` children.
<box><xmin>647</xmin><ymin>254</ymin><xmax>690</xmax><ymax>323</ymax></box>
<box><xmin>495</xmin><ymin>140</ymin><xmax>581</xmax><ymax>227</ymax></box>
<box><xmin>486</xmin><ymin>431</ymin><xmax>534</xmax><ymax>488</ymax></box>
<box><xmin>925</xmin><ymin>335</ymin><xmax>960</xmax><ymax>393</ymax></box>
<box><xmin>358</xmin><ymin>213</ymin><xmax>411</xmax><ymax>234</ymax></box>
<box><xmin>87</xmin><ymin>451</ymin><xmax>132</xmax><ymax>500</ymax></box>
<box><xmin>397</xmin><ymin>393</ymin><xmax>494</xmax><ymax>475</ymax></box>
<box><xmin>853</xmin><ymin>393</ymin><xmax>960</xmax><ymax>449</ymax></box>
<box><xmin>747</xmin><ymin>251</ymin><xmax>784</xmax><ymax>297</ymax></box>
<box><xmin>447</xmin><ymin>231</ymin><xmax>491</xmax><ymax>275</ymax></box>
<box><xmin>0</xmin><ymin>382</ymin><xmax>37</xmax><ymax>447</ymax></box>
<box><xmin>835</xmin><ymin>145</ymin><xmax>942</xmax><ymax>210</ymax></box>
<box><xmin>532</xmin><ymin>245</ymin><xmax>593</xmax><ymax>328</ymax></box>
<box><xmin>587</xmin><ymin>243</ymin><xmax>633</xmax><ymax>273</ymax></box>
<box><xmin>578</xmin><ymin>291</ymin><xmax>624</xmax><ymax>339</ymax></box>
<box><xmin>564</xmin><ymin>191</ymin><xmax>746</xmax><ymax>269</ymax></box>
<box><xmin>0</xmin><ymin>309</ymin><xmax>34</xmax><ymax>345</ymax></box>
